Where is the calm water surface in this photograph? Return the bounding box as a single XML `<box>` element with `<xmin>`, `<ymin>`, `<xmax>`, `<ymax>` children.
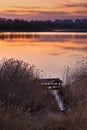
<box><xmin>0</xmin><ymin>32</ymin><xmax>87</xmax><ymax>79</ymax></box>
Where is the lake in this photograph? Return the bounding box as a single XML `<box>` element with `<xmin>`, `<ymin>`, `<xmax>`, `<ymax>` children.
<box><xmin>0</xmin><ymin>32</ymin><xmax>87</xmax><ymax>79</ymax></box>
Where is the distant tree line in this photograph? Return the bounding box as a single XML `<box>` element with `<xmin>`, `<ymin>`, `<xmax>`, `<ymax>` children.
<box><xmin>0</xmin><ymin>18</ymin><xmax>87</xmax><ymax>31</ymax></box>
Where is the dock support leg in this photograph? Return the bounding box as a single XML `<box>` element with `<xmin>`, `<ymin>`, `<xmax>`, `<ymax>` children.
<box><xmin>51</xmin><ymin>90</ymin><xmax>66</xmax><ymax>112</ymax></box>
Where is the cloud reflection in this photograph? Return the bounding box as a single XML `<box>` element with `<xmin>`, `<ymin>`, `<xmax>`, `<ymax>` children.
<box><xmin>60</xmin><ymin>46</ymin><xmax>87</xmax><ymax>52</ymax></box>
<box><xmin>47</xmin><ymin>52</ymin><xmax>61</xmax><ymax>56</ymax></box>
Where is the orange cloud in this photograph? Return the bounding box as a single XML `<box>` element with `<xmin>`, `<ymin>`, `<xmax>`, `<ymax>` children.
<box><xmin>0</xmin><ymin>3</ymin><xmax>87</xmax><ymax>20</ymax></box>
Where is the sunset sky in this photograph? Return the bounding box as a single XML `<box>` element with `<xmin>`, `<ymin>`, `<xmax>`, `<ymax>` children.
<box><xmin>0</xmin><ymin>0</ymin><xmax>87</xmax><ymax>20</ymax></box>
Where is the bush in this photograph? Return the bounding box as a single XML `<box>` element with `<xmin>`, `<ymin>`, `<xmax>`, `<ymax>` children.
<box><xmin>0</xmin><ymin>58</ymin><xmax>39</xmax><ymax>109</ymax></box>
<box><xmin>0</xmin><ymin>58</ymin><xmax>58</xmax><ymax>113</ymax></box>
<box><xmin>63</xmin><ymin>60</ymin><xmax>87</xmax><ymax>109</ymax></box>
<box><xmin>60</xmin><ymin>60</ymin><xmax>87</xmax><ymax>130</ymax></box>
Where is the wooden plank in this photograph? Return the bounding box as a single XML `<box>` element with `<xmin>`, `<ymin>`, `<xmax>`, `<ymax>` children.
<box><xmin>39</xmin><ymin>78</ymin><xmax>63</xmax><ymax>89</ymax></box>
<box><xmin>39</xmin><ymin>78</ymin><xmax>63</xmax><ymax>83</ymax></box>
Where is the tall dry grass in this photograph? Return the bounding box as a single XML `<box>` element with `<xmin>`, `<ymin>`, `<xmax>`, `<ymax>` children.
<box><xmin>63</xmin><ymin>60</ymin><xmax>87</xmax><ymax>109</ymax></box>
<box><xmin>61</xmin><ymin>60</ymin><xmax>87</xmax><ymax>130</ymax></box>
<box><xmin>0</xmin><ymin>58</ymin><xmax>87</xmax><ymax>130</ymax></box>
<box><xmin>0</xmin><ymin>58</ymin><xmax>58</xmax><ymax>112</ymax></box>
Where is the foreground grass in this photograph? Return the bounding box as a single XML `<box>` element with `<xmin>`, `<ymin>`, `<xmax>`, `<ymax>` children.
<box><xmin>0</xmin><ymin>58</ymin><xmax>87</xmax><ymax>130</ymax></box>
<box><xmin>0</xmin><ymin>105</ymin><xmax>87</xmax><ymax>130</ymax></box>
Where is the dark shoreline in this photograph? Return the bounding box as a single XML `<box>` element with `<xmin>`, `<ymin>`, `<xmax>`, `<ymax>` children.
<box><xmin>0</xmin><ymin>18</ymin><xmax>87</xmax><ymax>33</ymax></box>
<box><xmin>0</xmin><ymin>29</ymin><xmax>87</xmax><ymax>33</ymax></box>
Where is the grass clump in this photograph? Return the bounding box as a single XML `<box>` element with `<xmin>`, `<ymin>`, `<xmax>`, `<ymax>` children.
<box><xmin>61</xmin><ymin>60</ymin><xmax>87</xmax><ymax>130</ymax></box>
<box><xmin>0</xmin><ymin>58</ymin><xmax>58</xmax><ymax>113</ymax></box>
<box><xmin>0</xmin><ymin>58</ymin><xmax>87</xmax><ymax>130</ymax></box>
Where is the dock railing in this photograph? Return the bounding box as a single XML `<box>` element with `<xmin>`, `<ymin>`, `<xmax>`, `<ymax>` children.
<box><xmin>39</xmin><ymin>78</ymin><xmax>63</xmax><ymax>90</ymax></box>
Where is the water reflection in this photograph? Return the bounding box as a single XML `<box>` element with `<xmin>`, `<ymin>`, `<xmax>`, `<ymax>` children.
<box><xmin>0</xmin><ymin>32</ymin><xmax>87</xmax><ymax>78</ymax></box>
<box><xmin>0</xmin><ymin>32</ymin><xmax>87</xmax><ymax>43</ymax></box>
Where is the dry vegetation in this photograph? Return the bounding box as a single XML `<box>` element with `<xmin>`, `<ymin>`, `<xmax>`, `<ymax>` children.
<box><xmin>0</xmin><ymin>58</ymin><xmax>87</xmax><ymax>130</ymax></box>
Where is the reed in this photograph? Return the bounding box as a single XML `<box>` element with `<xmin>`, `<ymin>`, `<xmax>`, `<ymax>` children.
<box><xmin>0</xmin><ymin>58</ymin><xmax>87</xmax><ymax>130</ymax></box>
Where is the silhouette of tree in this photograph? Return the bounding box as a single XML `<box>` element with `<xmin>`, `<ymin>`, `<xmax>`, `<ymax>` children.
<box><xmin>0</xmin><ymin>18</ymin><xmax>87</xmax><ymax>32</ymax></box>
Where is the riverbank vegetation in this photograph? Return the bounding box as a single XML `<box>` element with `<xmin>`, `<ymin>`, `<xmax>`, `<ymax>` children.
<box><xmin>0</xmin><ymin>18</ymin><xmax>87</xmax><ymax>32</ymax></box>
<box><xmin>0</xmin><ymin>58</ymin><xmax>87</xmax><ymax>130</ymax></box>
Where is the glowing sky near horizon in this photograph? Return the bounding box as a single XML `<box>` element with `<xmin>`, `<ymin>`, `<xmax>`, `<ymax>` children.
<box><xmin>0</xmin><ymin>0</ymin><xmax>87</xmax><ymax>20</ymax></box>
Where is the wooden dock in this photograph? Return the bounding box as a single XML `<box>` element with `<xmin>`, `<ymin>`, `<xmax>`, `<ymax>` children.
<box><xmin>39</xmin><ymin>78</ymin><xmax>66</xmax><ymax>112</ymax></box>
<box><xmin>39</xmin><ymin>78</ymin><xmax>63</xmax><ymax>90</ymax></box>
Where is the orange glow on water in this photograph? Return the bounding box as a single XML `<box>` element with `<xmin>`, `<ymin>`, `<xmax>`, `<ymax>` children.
<box><xmin>0</xmin><ymin>32</ymin><xmax>87</xmax><ymax>78</ymax></box>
